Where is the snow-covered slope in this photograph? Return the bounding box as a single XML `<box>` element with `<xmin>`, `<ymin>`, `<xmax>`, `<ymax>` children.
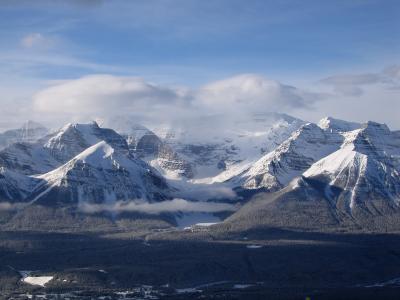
<box><xmin>161</xmin><ymin>113</ymin><xmax>305</xmax><ymax>182</ymax></box>
<box><xmin>318</xmin><ymin>117</ymin><xmax>361</xmax><ymax>133</ymax></box>
<box><xmin>30</xmin><ymin>141</ymin><xmax>170</xmax><ymax>206</ymax></box>
<box><xmin>303</xmin><ymin>121</ymin><xmax>400</xmax><ymax>212</ymax></box>
<box><xmin>227</xmin><ymin>121</ymin><xmax>400</xmax><ymax>232</ymax></box>
<box><xmin>107</xmin><ymin>119</ymin><xmax>194</xmax><ymax>179</ymax></box>
<box><xmin>43</xmin><ymin>122</ymin><xmax>129</xmax><ymax>161</ymax></box>
<box><xmin>0</xmin><ymin>122</ymin><xmax>129</xmax><ymax>175</ymax></box>
<box><xmin>226</xmin><ymin>122</ymin><xmax>344</xmax><ymax>190</ymax></box>
<box><xmin>0</xmin><ymin>142</ymin><xmax>60</xmax><ymax>176</ymax></box>
<box><xmin>0</xmin><ymin>121</ymin><xmax>48</xmax><ymax>150</ymax></box>
<box><xmin>0</xmin><ymin>167</ymin><xmax>40</xmax><ymax>202</ymax></box>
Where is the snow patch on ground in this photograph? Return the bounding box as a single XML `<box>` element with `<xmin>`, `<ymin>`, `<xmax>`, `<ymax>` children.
<box><xmin>365</xmin><ymin>277</ymin><xmax>400</xmax><ymax>288</ymax></box>
<box><xmin>19</xmin><ymin>270</ymin><xmax>53</xmax><ymax>287</ymax></box>
<box><xmin>176</xmin><ymin>212</ymin><xmax>221</xmax><ymax>229</ymax></box>
<box><xmin>175</xmin><ymin>287</ymin><xmax>202</xmax><ymax>294</ymax></box>
<box><xmin>175</xmin><ymin>281</ymin><xmax>230</xmax><ymax>294</ymax></box>
<box><xmin>21</xmin><ymin>273</ymin><xmax>53</xmax><ymax>287</ymax></box>
<box><xmin>233</xmin><ymin>284</ymin><xmax>254</xmax><ymax>289</ymax></box>
<box><xmin>246</xmin><ymin>244</ymin><xmax>263</xmax><ymax>249</ymax></box>
<box><xmin>195</xmin><ymin>222</ymin><xmax>219</xmax><ymax>227</ymax></box>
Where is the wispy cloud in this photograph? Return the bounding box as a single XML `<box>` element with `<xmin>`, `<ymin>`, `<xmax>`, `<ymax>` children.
<box><xmin>320</xmin><ymin>65</ymin><xmax>400</xmax><ymax>96</ymax></box>
<box><xmin>79</xmin><ymin>198</ymin><xmax>238</xmax><ymax>214</ymax></box>
<box><xmin>21</xmin><ymin>33</ymin><xmax>43</xmax><ymax>48</ymax></box>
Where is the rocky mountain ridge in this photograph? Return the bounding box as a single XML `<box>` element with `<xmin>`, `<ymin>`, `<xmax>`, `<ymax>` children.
<box><xmin>1</xmin><ymin>115</ymin><xmax>400</xmax><ymax>232</ymax></box>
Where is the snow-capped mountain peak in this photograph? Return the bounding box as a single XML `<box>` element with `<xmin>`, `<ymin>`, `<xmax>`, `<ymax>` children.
<box><xmin>303</xmin><ymin>121</ymin><xmax>400</xmax><ymax>212</ymax></box>
<box><xmin>318</xmin><ymin>116</ymin><xmax>361</xmax><ymax>132</ymax></box>
<box><xmin>43</xmin><ymin>121</ymin><xmax>129</xmax><ymax>161</ymax></box>
<box><xmin>72</xmin><ymin>140</ymin><xmax>116</xmax><ymax>167</ymax></box>
<box><xmin>0</xmin><ymin>121</ymin><xmax>130</xmax><ymax>176</ymax></box>
<box><xmin>227</xmin><ymin>122</ymin><xmax>343</xmax><ymax>190</ymax></box>
<box><xmin>32</xmin><ymin>141</ymin><xmax>170</xmax><ymax>205</ymax></box>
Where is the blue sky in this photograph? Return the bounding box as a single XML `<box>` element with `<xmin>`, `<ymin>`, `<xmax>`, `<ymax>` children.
<box><xmin>0</xmin><ymin>0</ymin><xmax>399</xmax><ymax>129</ymax></box>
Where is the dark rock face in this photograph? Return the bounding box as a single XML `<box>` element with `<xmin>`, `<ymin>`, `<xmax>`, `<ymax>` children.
<box><xmin>127</xmin><ymin>130</ymin><xmax>194</xmax><ymax>179</ymax></box>
<box><xmin>135</xmin><ymin>133</ymin><xmax>163</xmax><ymax>156</ymax></box>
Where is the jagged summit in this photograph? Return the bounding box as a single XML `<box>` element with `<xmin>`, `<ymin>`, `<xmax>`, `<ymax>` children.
<box><xmin>44</xmin><ymin>121</ymin><xmax>129</xmax><ymax>159</ymax></box>
<box><xmin>318</xmin><ymin>116</ymin><xmax>361</xmax><ymax>132</ymax></box>
<box><xmin>335</xmin><ymin>121</ymin><xmax>398</xmax><ymax>163</ymax></box>
<box><xmin>0</xmin><ymin>122</ymin><xmax>129</xmax><ymax>175</ymax></box>
<box><xmin>1</xmin><ymin>115</ymin><xmax>400</xmax><ymax>232</ymax></box>
<box><xmin>225</xmin><ymin>119</ymin><xmax>400</xmax><ymax>232</ymax></box>
<box><xmin>304</xmin><ymin>121</ymin><xmax>400</xmax><ymax>208</ymax></box>
<box><xmin>228</xmin><ymin>122</ymin><xmax>343</xmax><ymax>190</ymax></box>
<box><xmin>31</xmin><ymin>141</ymin><xmax>170</xmax><ymax>205</ymax></box>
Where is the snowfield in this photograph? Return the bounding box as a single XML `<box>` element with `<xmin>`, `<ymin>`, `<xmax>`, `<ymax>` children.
<box><xmin>19</xmin><ymin>271</ymin><xmax>53</xmax><ymax>287</ymax></box>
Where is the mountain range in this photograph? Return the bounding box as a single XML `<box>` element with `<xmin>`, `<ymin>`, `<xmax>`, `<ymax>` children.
<box><xmin>1</xmin><ymin>114</ymin><xmax>399</xmax><ymax>233</ymax></box>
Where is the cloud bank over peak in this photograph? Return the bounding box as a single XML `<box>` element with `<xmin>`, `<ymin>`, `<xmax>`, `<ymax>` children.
<box><xmin>32</xmin><ymin>73</ymin><xmax>317</xmax><ymax>131</ymax></box>
<box><xmin>198</xmin><ymin>74</ymin><xmax>315</xmax><ymax>113</ymax></box>
<box><xmin>320</xmin><ymin>64</ymin><xmax>400</xmax><ymax>96</ymax></box>
<box><xmin>34</xmin><ymin>74</ymin><xmax>183</xmax><ymax>115</ymax></box>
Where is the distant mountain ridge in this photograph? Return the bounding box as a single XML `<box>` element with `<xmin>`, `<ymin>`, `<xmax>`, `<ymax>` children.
<box><xmin>0</xmin><ymin>122</ymin><xmax>170</xmax><ymax>206</ymax></box>
<box><xmin>1</xmin><ymin>114</ymin><xmax>400</xmax><ymax>232</ymax></box>
<box><xmin>0</xmin><ymin>121</ymin><xmax>48</xmax><ymax>150</ymax></box>
<box><xmin>225</xmin><ymin>120</ymin><xmax>400</xmax><ymax>232</ymax></box>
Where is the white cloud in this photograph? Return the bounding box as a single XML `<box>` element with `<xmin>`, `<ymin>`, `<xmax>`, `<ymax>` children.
<box><xmin>78</xmin><ymin>198</ymin><xmax>238</xmax><ymax>214</ymax></box>
<box><xmin>34</xmin><ymin>74</ymin><xmax>181</xmax><ymax>113</ymax></box>
<box><xmin>5</xmin><ymin>67</ymin><xmax>399</xmax><ymax>133</ymax></box>
<box><xmin>198</xmin><ymin>74</ymin><xmax>314</xmax><ymax>113</ymax></box>
<box><xmin>320</xmin><ymin>65</ymin><xmax>400</xmax><ymax>96</ymax></box>
<box><xmin>32</xmin><ymin>73</ymin><xmax>317</xmax><ymax>134</ymax></box>
<box><xmin>33</xmin><ymin>74</ymin><xmax>190</xmax><ymax>127</ymax></box>
<box><xmin>383</xmin><ymin>65</ymin><xmax>400</xmax><ymax>79</ymax></box>
<box><xmin>21</xmin><ymin>33</ymin><xmax>53</xmax><ymax>49</ymax></box>
<box><xmin>174</xmin><ymin>182</ymin><xmax>237</xmax><ymax>201</ymax></box>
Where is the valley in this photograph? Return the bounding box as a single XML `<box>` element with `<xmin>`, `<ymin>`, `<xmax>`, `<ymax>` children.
<box><xmin>1</xmin><ymin>229</ymin><xmax>400</xmax><ymax>299</ymax></box>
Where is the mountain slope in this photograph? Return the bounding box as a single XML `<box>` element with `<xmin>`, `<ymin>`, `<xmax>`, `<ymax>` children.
<box><xmin>30</xmin><ymin>141</ymin><xmax>170</xmax><ymax>206</ymax></box>
<box><xmin>0</xmin><ymin>122</ymin><xmax>128</xmax><ymax>175</ymax></box>
<box><xmin>125</xmin><ymin>125</ymin><xmax>194</xmax><ymax>179</ymax></box>
<box><xmin>0</xmin><ymin>121</ymin><xmax>48</xmax><ymax>150</ymax></box>
<box><xmin>227</xmin><ymin>122</ymin><xmax>345</xmax><ymax>191</ymax></box>
<box><xmin>165</xmin><ymin>113</ymin><xmax>306</xmax><ymax>182</ymax></box>
<box><xmin>104</xmin><ymin>118</ymin><xmax>194</xmax><ymax>179</ymax></box>
<box><xmin>303</xmin><ymin>121</ymin><xmax>400</xmax><ymax>213</ymax></box>
<box><xmin>225</xmin><ymin>121</ymin><xmax>400</xmax><ymax>232</ymax></box>
<box><xmin>318</xmin><ymin>116</ymin><xmax>361</xmax><ymax>133</ymax></box>
<box><xmin>0</xmin><ymin>167</ymin><xmax>40</xmax><ymax>202</ymax></box>
<box><xmin>43</xmin><ymin>122</ymin><xmax>129</xmax><ymax>161</ymax></box>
